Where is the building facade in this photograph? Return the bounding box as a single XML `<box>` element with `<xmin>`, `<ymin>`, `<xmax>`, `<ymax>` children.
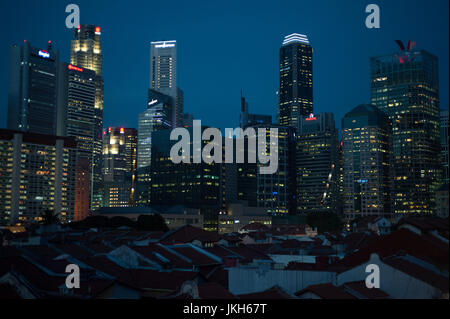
<box><xmin>342</xmin><ymin>105</ymin><xmax>392</xmax><ymax>220</ymax></box>
<box><xmin>70</xmin><ymin>24</ymin><xmax>104</xmax><ymax>212</ymax></box>
<box><xmin>370</xmin><ymin>49</ymin><xmax>441</xmax><ymax>215</ymax></box>
<box><xmin>7</xmin><ymin>41</ymin><xmax>59</xmax><ymax>135</ymax></box>
<box><xmin>150</xmin><ymin>40</ymin><xmax>183</xmax><ymax>128</ymax></box>
<box><xmin>136</xmin><ymin>90</ymin><xmax>173</xmax><ymax>205</ymax></box>
<box><xmin>103</xmin><ymin>127</ymin><xmax>137</xmax><ymax>207</ymax></box>
<box><xmin>278</xmin><ymin>33</ymin><xmax>313</xmax><ymax>130</ymax></box>
<box><xmin>440</xmin><ymin>109</ymin><xmax>449</xmax><ymax>185</ymax></box>
<box><xmin>150</xmin><ymin>128</ymin><xmax>221</xmax><ymax>230</ymax></box>
<box><xmin>254</xmin><ymin>124</ymin><xmax>296</xmax><ymax>215</ymax></box>
<box><xmin>296</xmin><ymin>113</ymin><xmax>339</xmax><ymax>214</ymax></box>
<box><xmin>0</xmin><ymin>129</ymin><xmax>76</xmax><ymax>225</ymax></box>
<box><xmin>57</xmin><ymin>62</ymin><xmax>96</xmax><ymax>221</ymax></box>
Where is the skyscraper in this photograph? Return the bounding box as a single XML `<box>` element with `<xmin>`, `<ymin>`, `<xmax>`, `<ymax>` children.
<box><xmin>70</xmin><ymin>24</ymin><xmax>104</xmax><ymax>211</ymax></box>
<box><xmin>103</xmin><ymin>127</ymin><xmax>137</xmax><ymax>207</ymax></box>
<box><xmin>278</xmin><ymin>33</ymin><xmax>313</xmax><ymax>130</ymax></box>
<box><xmin>57</xmin><ymin>62</ymin><xmax>96</xmax><ymax>221</ymax></box>
<box><xmin>342</xmin><ymin>104</ymin><xmax>392</xmax><ymax>220</ymax></box>
<box><xmin>254</xmin><ymin>124</ymin><xmax>296</xmax><ymax>215</ymax></box>
<box><xmin>0</xmin><ymin>129</ymin><xmax>77</xmax><ymax>225</ymax></box>
<box><xmin>136</xmin><ymin>90</ymin><xmax>173</xmax><ymax>205</ymax></box>
<box><xmin>150</xmin><ymin>127</ymin><xmax>221</xmax><ymax>230</ymax></box>
<box><xmin>150</xmin><ymin>40</ymin><xmax>183</xmax><ymax>128</ymax></box>
<box><xmin>370</xmin><ymin>48</ymin><xmax>441</xmax><ymax>215</ymax></box>
<box><xmin>440</xmin><ymin>109</ymin><xmax>449</xmax><ymax>185</ymax></box>
<box><xmin>7</xmin><ymin>41</ymin><xmax>59</xmax><ymax>135</ymax></box>
<box><xmin>296</xmin><ymin>113</ymin><xmax>339</xmax><ymax>214</ymax></box>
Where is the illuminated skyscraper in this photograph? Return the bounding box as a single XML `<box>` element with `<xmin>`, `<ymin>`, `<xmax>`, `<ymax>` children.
<box><xmin>342</xmin><ymin>104</ymin><xmax>392</xmax><ymax>220</ymax></box>
<box><xmin>370</xmin><ymin>49</ymin><xmax>441</xmax><ymax>215</ymax></box>
<box><xmin>70</xmin><ymin>24</ymin><xmax>104</xmax><ymax>211</ymax></box>
<box><xmin>7</xmin><ymin>41</ymin><xmax>59</xmax><ymax>135</ymax></box>
<box><xmin>296</xmin><ymin>113</ymin><xmax>339</xmax><ymax>214</ymax></box>
<box><xmin>150</xmin><ymin>40</ymin><xmax>183</xmax><ymax>128</ymax></box>
<box><xmin>278</xmin><ymin>33</ymin><xmax>313</xmax><ymax>130</ymax></box>
<box><xmin>136</xmin><ymin>89</ymin><xmax>173</xmax><ymax>205</ymax></box>
<box><xmin>254</xmin><ymin>124</ymin><xmax>296</xmax><ymax>215</ymax></box>
<box><xmin>103</xmin><ymin>127</ymin><xmax>137</xmax><ymax>207</ymax></box>
<box><xmin>57</xmin><ymin>62</ymin><xmax>96</xmax><ymax>221</ymax></box>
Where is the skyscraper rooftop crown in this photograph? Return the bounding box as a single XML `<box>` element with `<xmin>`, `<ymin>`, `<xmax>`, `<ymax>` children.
<box><xmin>282</xmin><ymin>33</ymin><xmax>309</xmax><ymax>46</ymax></box>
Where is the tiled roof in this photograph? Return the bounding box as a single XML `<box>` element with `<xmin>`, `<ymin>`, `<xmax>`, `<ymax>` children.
<box><xmin>161</xmin><ymin>225</ymin><xmax>221</xmax><ymax>245</ymax></box>
<box><xmin>383</xmin><ymin>257</ymin><xmax>449</xmax><ymax>293</ymax></box>
<box><xmin>198</xmin><ymin>282</ymin><xmax>236</xmax><ymax>299</ymax></box>
<box><xmin>295</xmin><ymin>283</ymin><xmax>356</xmax><ymax>299</ymax></box>
<box><xmin>332</xmin><ymin>229</ymin><xmax>449</xmax><ymax>271</ymax></box>
<box><xmin>341</xmin><ymin>281</ymin><xmax>389</xmax><ymax>299</ymax></box>
<box><xmin>238</xmin><ymin>286</ymin><xmax>294</xmax><ymax>299</ymax></box>
<box><xmin>169</xmin><ymin>245</ymin><xmax>221</xmax><ymax>266</ymax></box>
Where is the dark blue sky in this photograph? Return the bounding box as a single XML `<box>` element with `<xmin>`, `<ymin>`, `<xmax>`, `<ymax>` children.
<box><xmin>0</xmin><ymin>0</ymin><xmax>448</xmax><ymax>131</ymax></box>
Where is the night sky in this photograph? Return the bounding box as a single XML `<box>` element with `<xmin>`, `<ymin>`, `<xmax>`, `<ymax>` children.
<box><xmin>0</xmin><ymin>0</ymin><xmax>448</xmax><ymax>132</ymax></box>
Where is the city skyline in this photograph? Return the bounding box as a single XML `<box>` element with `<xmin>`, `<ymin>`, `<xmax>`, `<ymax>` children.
<box><xmin>0</xmin><ymin>0</ymin><xmax>448</xmax><ymax>133</ymax></box>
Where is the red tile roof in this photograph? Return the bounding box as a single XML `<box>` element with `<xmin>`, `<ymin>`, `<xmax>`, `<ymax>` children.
<box><xmin>170</xmin><ymin>246</ymin><xmax>220</xmax><ymax>266</ymax></box>
<box><xmin>198</xmin><ymin>282</ymin><xmax>236</xmax><ymax>299</ymax></box>
<box><xmin>332</xmin><ymin>229</ymin><xmax>449</xmax><ymax>271</ymax></box>
<box><xmin>295</xmin><ymin>283</ymin><xmax>356</xmax><ymax>299</ymax></box>
<box><xmin>341</xmin><ymin>281</ymin><xmax>390</xmax><ymax>299</ymax></box>
<box><xmin>383</xmin><ymin>257</ymin><xmax>449</xmax><ymax>293</ymax></box>
<box><xmin>238</xmin><ymin>286</ymin><xmax>294</xmax><ymax>299</ymax></box>
<box><xmin>161</xmin><ymin>225</ymin><xmax>221</xmax><ymax>245</ymax></box>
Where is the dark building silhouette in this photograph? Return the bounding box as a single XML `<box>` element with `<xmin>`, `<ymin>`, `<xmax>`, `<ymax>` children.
<box><xmin>7</xmin><ymin>41</ymin><xmax>59</xmax><ymax>135</ymax></box>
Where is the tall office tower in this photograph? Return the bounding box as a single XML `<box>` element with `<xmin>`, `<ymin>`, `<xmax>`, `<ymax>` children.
<box><xmin>0</xmin><ymin>129</ymin><xmax>76</xmax><ymax>225</ymax></box>
<box><xmin>296</xmin><ymin>113</ymin><xmax>339</xmax><ymax>214</ymax></box>
<box><xmin>70</xmin><ymin>24</ymin><xmax>104</xmax><ymax>211</ymax></box>
<box><xmin>150</xmin><ymin>40</ymin><xmax>183</xmax><ymax>128</ymax></box>
<box><xmin>440</xmin><ymin>109</ymin><xmax>449</xmax><ymax>185</ymax></box>
<box><xmin>370</xmin><ymin>48</ymin><xmax>441</xmax><ymax>215</ymax></box>
<box><xmin>253</xmin><ymin>124</ymin><xmax>296</xmax><ymax>215</ymax></box>
<box><xmin>278</xmin><ymin>33</ymin><xmax>313</xmax><ymax>131</ymax></box>
<box><xmin>240</xmin><ymin>92</ymin><xmax>272</xmax><ymax>129</ymax></box>
<box><xmin>150</xmin><ymin>127</ymin><xmax>221</xmax><ymax>230</ymax></box>
<box><xmin>102</xmin><ymin>127</ymin><xmax>137</xmax><ymax>207</ymax></box>
<box><xmin>136</xmin><ymin>90</ymin><xmax>173</xmax><ymax>205</ymax></box>
<box><xmin>342</xmin><ymin>105</ymin><xmax>392</xmax><ymax>220</ymax></box>
<box><xmin>7</xmin><ymin>41</ymin><xmax>59</xmax><ymax>135</ymax></box>
<box><xmin>57</xmin><ymin>62</ymin><xmax>96</xmax><ymax>221</ymax></box>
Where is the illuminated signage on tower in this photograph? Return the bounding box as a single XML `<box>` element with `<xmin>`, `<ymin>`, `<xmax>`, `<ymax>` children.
<box><xmin>38</xmin><ymin>50</ymin><xmax>50</xmax><ymax>58</ymax></box>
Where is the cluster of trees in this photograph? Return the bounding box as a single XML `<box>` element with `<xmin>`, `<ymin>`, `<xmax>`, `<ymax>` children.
<box><xmin>68</xmin><ymin>214</ymin><xmax>169</xmax><ymax>232</ymax></box>
<box><xmin>306</xmin><ymin>212</ymin><xmax>343</xmax><ymax>233</ymax></box>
